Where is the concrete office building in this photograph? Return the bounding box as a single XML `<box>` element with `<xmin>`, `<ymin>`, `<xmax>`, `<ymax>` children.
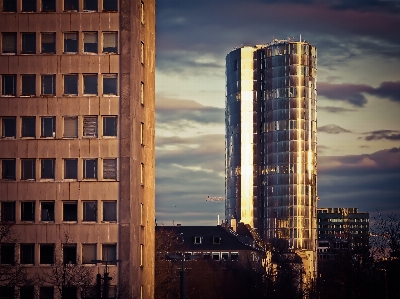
<box><xmin>225</xmin><ymin>39</ymin><xmax>317</xmax><ymax>277</ymax></box>
<box><xmin>0</xmin><ymin>0</ymin><xmax>155</xmax><ymax>298</ymax></box>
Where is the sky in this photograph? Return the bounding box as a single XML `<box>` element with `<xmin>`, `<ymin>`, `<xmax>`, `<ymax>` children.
<box><xmin>154</xmin><ymin>0</ymin><xmax>400</xmax><ymax>226</ymax></box>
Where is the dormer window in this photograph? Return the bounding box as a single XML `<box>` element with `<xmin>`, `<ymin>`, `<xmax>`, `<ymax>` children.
<box><xmin>194</xmin><ymin>236</ymin><xmax>202</xmax><ymax>244</ymax></box>
<box><xmin>213</xmin><ymin>236</ymin><xmax>221</xmax><ymax>244</ymax></box>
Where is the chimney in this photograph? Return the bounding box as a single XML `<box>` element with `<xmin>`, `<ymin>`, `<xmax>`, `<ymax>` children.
<box><xmin>231</xmin><ymin>218</ymin><xmax>237</xmax><ymax>232</ymax></box>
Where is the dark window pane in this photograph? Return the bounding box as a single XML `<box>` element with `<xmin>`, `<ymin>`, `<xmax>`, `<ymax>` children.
<box><xmin>103</xmin><ymin>159</ymin><xmax>116</xmax><ymax>179</ymax></box>
<box><xmin>102</xmin><ymin>32</ymin><xmax>117</xmax><ymax>53</ymax></box>
<box><xmin>41</xmin><ymin>117</ymin><xmax>55</xmax><ymax>137</ymax></box>
<box><xmin>21</xmin><ymin>75</ymin><xmax>36</xmax><ymax>96</ymax></box>
<box><xmin>41</xmin><ymin>32</ymin><xmax>56</xmax><ymax>53</ymax></box>
<box><xmin>64</xmin><ymin>159</ymin><xmax>77</xmax><ymax>179</ymax></box>
<box><xmin>41</xmin><ymin>75</ymin><xmax>56</xmax><ymax>95</ymax></box>
<box><xmin>41</xmin><ymin>202</ymin><xmax>54</xmax><ymax>221</ymax></box>
<box><xmin>1</xmin><ymin>202</ymin><xmax>15</xmax><ymax>222</ymax></box>
<box><xmin>83</xmin><ymin>202</ymin><xmax>96</xmax><ymax>221</ymax></box>
<box><xmin>83</xmin><ymin>74</ymin><xmax>97</xmax><ymax>95</ymax></box>
<box><xmin>21</xmin><ymin>33</ymin><xmax>36</xmax><ymax>54</ymax></box>
<box><xmin>21</xmin><ymin>117</ymin><xmax>36</xmax><ymax>137</ymax></box>
<box><xmin>3</xmin><ymin>0</ymin><xmax>16</xmax><ymax>12</ymax></box>
<box><xmin>2</xmin><ymin>75</ymin><xmax>16</xmax><ymax>96</ymax></box>
<box><xmin>83</xmin><ymin>32</ymin><xmax>97</xmax><ymax>53</ymax></box>
<box><xmin>40</xmin><ymin>244</ymin><xmax>54</xmax><ymax>264</ymax></box>
<box><xmin>83</xmin><ymin>116</ymin><xmax>97</xmax><ymax>137</ymax></box>
<box><xmin>21</xmin><ymin>159</ymin><xmax>36</xmax><ymax>180</ymax></box>
<box><xmin>63</xmin><ymin>245</ymin><xmax>76</xmax><ymax>264</ymax></box>
<box><xmin>41</xmin><ymin>159</ymin><xmax>55</xmax><ymax>179</ymax></box>
<box><xmin>63</xmin><ymin>202</ymin><xmax>77</xmax><ymax>221</ymax></box>
<box><xmin>20</xmin><ymin>244</ymin><xmax>35</xmax><ymax>264</ymax></box>
<box><xmin>64</xmin><ymin>32</ymin><xmax>78</xmax><ymax>53</ymax></box>
<box><xmin>84</xmin><ymin>0</ymin><xmax>97</xmax><ymax>10</ymax></box>
<box><xmin>84</xmin><ymin>159</ymin><xmax>97</xmax><ymax>179</ymax></box>
<box><xmin>2</xmin><ymin>117</ymin><xmax>16</xmax><ymax>137</ymax></box>
<box><xmin>22</xmin><ymin>0</ymin><xmax>36</xmax><ymax>12</ymax></box>
<box><xmin>42</xmin><ymin>0</ymin><xmax>55</xmax><ymax>11</ymax></box>
<box><xmin>40</xmin><ymin>287</ymin><xmax>54</xmax><ymax>299</ymax></box>
<box><xmin>103</xmin><ymin>75</ymin><xmax>117</xmax><ymax>95</ymax></box>
<box><xmin>20</xmin><ymin>286</ymin><xmax>35</xmax><ymax>299</ymax></box>
<box><xmin>0</xmin><ymin>244</ymin><xmax>15</xmax><ymax>264</ymax></box>
<box><xmin>0</xmin><ymin>287</ymin><xmax>14</xmax><ymax>299</ymax></box>
<box><xmin>2</xmin><ymin>33</ymin><xmax>17</xmax><ymax>53</ymax></box>
<box><xmin>64</xmin><ymin>0</ymin><xmax>78</xmax><ymax>10</ymax></box>
<box><xmin>1</xmin><ymin>159</ymin><xmax>16</xmax><ymax>180</ymax></box>
<box><xmin>103</xmin><ymin>0</ymin><xmax>117</xmax><ymax>11</ymax></box>
<box><xmin>62</xmin><ymin>287</ymin><xmax>77</xmax><ymax>299</ymax></box>
<box><xmin>64</xmin><ymin>75</ymin><xmax>78</xmax><ymax>95</ymax></box>
<box><xmin>103</xmin><ymin>117</ymin><xmax>117</xmax><ymax>136</ymax></box>
<box><xmin>102</xmin><ymin>244</ymin><xmax>116</xmax><ymax>262</ymax></box>
<box><xmin>21</xmin><ymin>202</ymin><xmax>35</xmax><ymax>221</ymax></box>
<box><xmin>103</xmin><ymin>202</ymin><xmax>116</xmax><ymax>221</ymax></box>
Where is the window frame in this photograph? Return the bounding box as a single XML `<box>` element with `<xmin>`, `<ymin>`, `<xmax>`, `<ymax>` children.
<box><xmin>41</xmin><ymin>74</ymin><xmax>56</xmax><ymax>96</ymax></box>
<box><xmin>41</xmin><ymin>32</ymin><xmax>56</xmax><ymax>54</ymax></box>
<box><xmin>83</xmin><ymin>116</ymin><xmax>98</xmax><ymax>137</ymax></box>
<box><xmin>82</xmin><ymin>243</ymin><xmax>96</xmax><ymax>264</ymax></box>
<box><xmin>102</xmin><ymin>201</ymin><xmax>116</xmax><ymax>222</ymax></box>
<box><xmin>63</xmin><ymin>244</ymin><xmax>77</xmax><ymax>264</ymax></box>
<box><xmin>42</xmin><ymin>0</ymin><xmax>56</xmax><ymax>12</ymax></box>
<box><xmin>64</xmin><ymin>158</ymin><xmax>78</xmax><ymax>179</ymax></box>
<box><xmin>82</xmin><ymin>201</ymin><xmax>97</xmax><ymax>222</ymax></box>
<box><xmin>1</xmin><ymin>117</ymin><xmax>16</xmax><ymax>137</ymax></box>
<box><xmin>103</xmin><ymin>0</ymin><xmax>118</xmax><ymax>12</ymax></box>
<box><xmin>2</xmin><ymin>32</ymin><xmax>17</xmax><ymax>54</ymax></box>
<box><xmin>1</xmin><ymin>201</ymin><xmax>16</xmax><ymax>222</ymax></box>
<box><xmin>63</xmin><ymin>116</ymin><xmax>78</xmax><ymax>138</ymax></box>
<box><xmin>103</xmin><ymin>116</ymin><xmax>117</xmax><ymax>137</ymax></box>
<box><xmin>0</xmin><ymin>243</ymin><xmax>15</xmax><ymax>265</ymax></box>
<box><xmin>2</xmin><ymin>74</ymin><xmax>17</xmax><ymax>96</ymax></box>
<box><xmin>1</xmin><ymin>159</ymin><xmax>16</xmax><ymax>180</ymax></box>
<box><xmin>83</xmin><ymin>74</ymin><xmax>98</xmax><ymax>95</ymax></box>
<box><xmin>39</xmin><ymin>244</ymin><xmax>54</xmax><ymax>264</ymax></box>
<box><xmin>63</xmin><ymin>201</ymin><xmax>78</xmax><ymax>222</ymax></box>
<box><xmin>21</xmin><ymin>33</ymin><xmax>36</xmax><ymax>54</ymax></box>
<box><xmin>21</xmin><ymin>74</ymin><xmax>36</xmax><ymax>96</ymax></box>
<box><xmin>63</xmin><ymin>74</ymin><xmax>78</xmax><ymax>95</ymax></box>
<box><xmin>20</xmin><ymin>286</ymin><xmax>35</xmax><ymax>299</ymax></box>
<box><xmin>20</xmin><ymin>244</ymin><xmax>35</xmax><ymax>264</ymax></box>
<box><xmin>63</xmin><ymin>32</ymin><xmax>78</xmax><ymax>53</ymax></box>
<box><xmin>21</xmin><ymin>158</ymin><xmax>36</xmax><ymax>180</ymax></box>
<box><xmin>103</xmin><ymin>159</ymin><xmax>117</xmax><ymax>180</ymax></box>
<box><xmin>102</xmin><ymin>74</ymin><xmax>117</xmax><ymax>95</ymax></box>
<box><xmin>41</xmin><ymin>159</ymin><xmax>55</xmax><ymax>180</ymax></box>
<box><xmin>22</xmin><ymin>0</ymin><xmax>37</xmax><ymax>12</ymax></box>
<box><xmin>83</xmin><ymin>0</ymin><xmax>98</xmax><ymax>11</ymax></box>
<box><xmin>41</xmin><ymin>201</ymin><xmax>55</xmax><ymax>222</ymax></box>
<box><xmin>21</xmin><ymin>116</ymin><xmax>36</xmax><ymax>138</ymax></box>
<box><xmin>102</xmin><ymin>244</ymin><xmax>117</xmax><ymax>264</ymax></box>
<box><xmin>83</xmin><ymin>158</ymin><xmax>97</xmax><ymax>179</ymax></box>
<box><xmin>21</xmin><ymin>201</ymin><xmax>35</xmax><ymax>222</ymax></box>
<box><xmin>3</xmin><ymin>0</ymin><xmax>17</xmax><ymax>12</ymax></box>
<box><xmin>64</xmin><ymin>0</ymin><xmax>79</xmax><ymax>11</ymax></box>
<box><xmin>83</xmin><ymin>32</ymin><xmax>98</xmax><ymax>54</ymax></box>
<box><xmin>102</xmin><ymin>32</ymin><xmax>117</xmax><ymax>53</ymax></box>
<box><xmin>41</xmin><ymin>116</ymin><xmax>56</xmax><ymax>138</ymax></box>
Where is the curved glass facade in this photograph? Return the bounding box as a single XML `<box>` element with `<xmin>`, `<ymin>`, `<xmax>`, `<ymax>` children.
<box><xmin>225</xmin><ymin>41</ymin><xmax>317</xmax><ymax>253</ymax></box>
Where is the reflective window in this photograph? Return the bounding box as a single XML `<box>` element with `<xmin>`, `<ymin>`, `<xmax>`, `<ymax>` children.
<box><xmin>2</xmin><ymin>75</ymin><xmax>16</xmax><ymax>96</ymax></box>
<box><xmin>103</xmin><ymin>116</ymin><xmax>117</xmax><ymax>136</ymax></box>
<box><xmin>63</xmin><ymin>116</ymin><xmax>78</xmax><ymax>137</ymax></box>
<box><xmin>64</xmin><ymin>32</ymin><xmax>78</xmax><ymax>53</ymax></box>
<box><xmin>103</xmin><ymin>74</ymin><xmax>117</xmax><ymax>95</ymax></box>
<box><xmin>83</xmin><ymin>32</ymin><xmax>97</xmax><ymax>53</ymax></box>
<box><xmin>41</xmin><ymin>75</ymin><xmax>56</xmax><ymax>95</ymax></box>
<box><xmin>64</xmin><ymin>159</ymin><xmax>78</xmax><ymax>179</ymax></box>
<box><xmin>21</xmin><ymin>33</ymin><xmax>36</xmax><ymax>54</ymax></box>
<box><xmin>21</xmin><ymin>117</ymin><xmax>36</xmax><ymax>137</ymax></box>
<box><xmin>41</xmin><ymin>32</ymin><xmax>56</xmax><ymax>53</ymax></box>
<box><xmin>21</xmin><ymin>159</ymin><xmax>36</xmax><ymax>180</ymax></box>
<box><xmin>140</xmin><ymin>41</ymin><xmax>144</xmax><ymax>64</ymax></box>
<box><xmin>41</xmin><ymin>116</ymin><xmax>55</xmax><ymax>137</ymax></box>
<box><xmin>102</xmin><ymin>32</ymin><xmax>117</xmax><ymax>53</ymax></box>
<box><xmin>2</xmin><ymin>33</ymin><xmax>16</xmax><ymax>54</ymax></box>
<box><xmin>21</xmin><ymin>75</ymin><xmax>36</xmax><ymax>96</ymax></box>
<box><xmin>22</xmin><ymin>0</ymin><xmax>37</xmax><ymax>12</ymax></box>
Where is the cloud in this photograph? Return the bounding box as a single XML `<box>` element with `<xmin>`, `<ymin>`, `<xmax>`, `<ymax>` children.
<box><xmin>319</xmin><ymin>124</ymin><xmax>351</xmax><ymax>134</ymax></box>
<box><xmin>319</xmin><ymin>106</ymin><xmax>356</xmax><ymax>113</ymax></box>
<box><xmin>329</xmin><ymin>0</ymin><xmax>400</xmax><ymax>13</ymax></box>
<box><xmin>318</xmin><ymin>81</ymin><xmax>400</xmax><ymax>106</ymax></box>
<box><xmin>361</xmin><ymin>130</ymin><xmax>400</xmax><ymax>141</ymax></box>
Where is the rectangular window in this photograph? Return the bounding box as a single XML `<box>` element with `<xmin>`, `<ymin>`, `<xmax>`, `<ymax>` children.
<box><xmin>1</xmin><ymin>159</ymin><xmax>16</xmax><ymax>180</ymax></box>
<box><xmin>41</xmin><ymin>32</ymin><xmax>56</xmax><ymax>53</ymax></box>
<box><xmin>140</xmin><ymin>41</ymin><xmax>144</xmax><ymax>64</ymax></box>
<box><xmin>140</xmin><ymin>122</ymin><xmax>144</xmax><ymax>145</ymax></box>
<box><xmin>140</xmin><ymin>163</ymin><xmax>144</xmax><ymax>185</ymax></box>
<box><xmin>20</xmin><ymin>286</ymin><xmax>34</xmax><ymax>299</ymax></box>
<box><xmin>41</xmin><ymin>159</ymin><xmax>55</xmax><ymax>179</ymax></box>
<box><xmin>83</xmin><ymin>159</ymin><xmax>97</xmax><ymax>179</ymax></box>
<box><xmin>21</xmin><ymin>116</ymin><xmax>36</xmax><ymax>137</ymax></box>
<box><xmin>21</xmin><ymin>74</ymin><xmax>36</xmax><ymax>96</ymax></box>
<box><xmin>102</xmin><ymin>244</ymin><xmax>116</xmax><ymax>263</ymax></box>
<box><xmin>213</xmin><ymin>236</ymin><xmax>221</xmax><ymax>244</ymax></box>
<box><xmin>62</xmin><ymin>287</ymin><xmax>77</xmax><ymax>299</ymax></box>
<box><xmin>64</xmin><ymin>74</ymin><xmax>78</xmax><ymax>95</ymax></box>
<box><xmin>83</xmin><ymin>201</ymin><xmax>96</xmax><ymax>222</ymax></box>
<box><xmin>20</xmin><ymin>244</ymin><xmax>34</xmax><ymax>264</ymax></box>
<box><xmin>41</xmin><ymin>116</ymin><xmax>55</xmax><ymax>137</ymax></box>
<box><xmin>40</xmin><ymin>244</ymin><xmax>54</xmax><ymax>264</ymax></box>
<box><xmin>1</xmin><ymin>202</ymin><xmax>15</xmax><ymax>222</ymax></box>
<box><xmin>21</xmin><ymin>202</ymin><xmax>35</xmax><ymax>221</ymax></box>
<box><xmin>140</xmin><ymin>203</ymin><xmax>143</xmax><ymax>226</ymax></box>
<box><xmin>83</xmin><ymin>32</ymin><xmax>97</xmax><ymax>53</ymax></box>
<box><xmin>102</xmin><ymin>201</ymin><xmax>116</xmax><ymax>221</ymax></box>
<box><xmin>194</xmin><ymin>236</ymin><xmax>202</xmax><ymax>244</ymax></box>
<box><xmin>82</xmin><ymin>244</ymin><xmax>96</xmax><ymax>264</ymax></box>
<box><xmin>231</xmin><ymin>252</ymin><xmax>239</xmax><ymax>261</ymax></box>
<box><xmin>63</xmin><ymin>202</ymin><xmax>77</xmax><ymax>221</ymax></box>
<box><xmin>140</xmin><ymin>81</ymin><xmax>144</xmax><ymax>104</ymax></box>
<box><xmin>2</xmin><ymin>75</ymin><xmax>17</xmax><ymax>96</ymax></box>
<box><xmin>41</xmin><ymin>75</ymin><xmax>56</xmax><ymax>95</ymax></box>
<box><xmin>0</xmin><ymin>244</ymin><xmax>14</xmax><ymax>264</ymax></box>
<box><xmin>2</xmin><ymin>117</ymin><xmax>16</xmax><ymax>137</ymax></box>
<box><xmin>140</xmin><ymin>1</ymin><xmax>144</xmax><ymax>24</ymax></box>
<box><xmin>103</xmin><ymin>74</ymin><xmax>117</xmax><ymax>95</ymax></box>
<box><xmin>83</xmin><ymin>74</ymin><xmax>97</xmax><ymax>95</ymax></box>
<box><xmin>63</xmin><ymin>244</ymin><xmax>76</xmax><ymax>264</ymax></box>
<box><xmin>103</xmin><ymin>159</ymin><xmax>116</xmax><ymax>179</ymax></box>
<box><xmin>2</xmin><ymin>33</ymin><xmax>16</xmax><ymax>54</ymax></box>
<box><xmin>3</xmin><ymin>0</ymin><xmax>17</xmax><ymax>12</ymax></box>
<box><xmin>40</xmin><ymin>287</ymin><xmax>54</xmax><ymax>299</ymax></box>
<box><xmin>21</xmin><ymin>159</ymin><xmax>36</xmax><ymax>180</ymax></box>
<box><xmin>140</xmin><ymin>244</ymin><xmax>143</xmax><ymax>266</ymax></box>
<box><xmin>103</xmin><ymin>116</ymin><xmax>117</xmax><ymax>136</ymax></box>
<box><xmin>22</xmin><ymin>0</ymin><xmax>36</xmax><ymax>12</ymax></box>
<box><xmin>102</xmin><ymin>32</ymin><xmax>117</xmax><ymax>53</ymax></box>
<box><xmin>42</xmin><ymin>0</ymin><xmax>56</xmax><ymax>11</ymax></box>
<box><xmin>21</xmin><ymin>33</ymin><xmax>36</xmax><ymax>54</ymax></box>
<box><xmin>84</xmin><ymin>0</ymin><xmax>97</xmax><ymax>11</ymax></box>
<box><xmin>221</xmin><ymin>252</ymin><xmax>229</xmax><ymax>260</ymax></box>
<box><xmin>103</xmin><ymin>0</ymin><xmax>117</xmax><ymax>11</ymax></box>
<box><xmin>63</xmin><ymin>116</ymin><xmax>78</xmax><ymax>137</ymax></box>
<box><xmin>64</xmin><ymin>0</ymin><xmax>78</xmax><ymax>11</ymax></box>
<box><xmin>41</xmin><ymin>202</ymin><xmax>54</xmax><ymax>221</ymax></box>
<box><xmin>83</xmin><ymin>116</ymin><xmax>97</xmax><ymax>137</ymax></box>
<box><xmin>64</xmin><ymin>159</ymin><xmax>77</xmax><ymax>179</ymax></box>
<box><xmin>212</xmin><ymin>252</ymin><xmax>220</xmax><ymax>261</ymax></box>
<box><xmin>64</xmin><ymin>32</ymin><xmax>78</xmax><ymax>53</ymax></box>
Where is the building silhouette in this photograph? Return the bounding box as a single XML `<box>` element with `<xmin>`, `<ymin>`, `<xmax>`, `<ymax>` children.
<box><xmin>0</xmin><ymin>0</ymin><xmax>155</xmax><ymax>298</ymax></box>
<box><xmin>225</xmin><ymin>39</ymin><xmax>317</xmax><ymax>277</ymax></box>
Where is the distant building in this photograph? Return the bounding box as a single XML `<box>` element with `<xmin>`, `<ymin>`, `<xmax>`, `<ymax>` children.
<box><xmin>317</xmin><ymin>208</ymin><xmax>369</xmax><ymax>259</ymax></box>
